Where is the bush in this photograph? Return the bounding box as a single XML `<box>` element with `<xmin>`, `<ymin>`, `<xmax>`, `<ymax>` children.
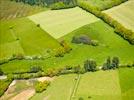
<box><xmin>34</xmin><ymin>81</ymin><xmax>50</xmax><ymax>93</ymax></box>
<box><xmin>72</xmin><ymin>35</ymin><xmax>92</xmax><ymax>45</ymax></box>
<box><xmin>50</xmin><ymin>2</ymin><xmax>66</xmax><ymax>10</ymax></box>
<box><xmin>30</xmin><ymin>66</ymin><xmax>43</xmax><ymax>73</ymax></box>
<box><xmin>0</xmin><ymin>68</ymin><xmax>3</xmax><ymax>75</ymax></box>
<box><xmin>91</xmin><ymin>40</ymin><xmax>99</xmax><ymax>46</ymax></box>
<box><xmin>0</xmin><ymin>77</ymin><xmax>13</xmax><ymax>97</ymax></box>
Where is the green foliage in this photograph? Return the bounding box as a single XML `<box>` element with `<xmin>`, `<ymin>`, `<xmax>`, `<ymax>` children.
<box><xmin>34</xmin><ymin>81</ymin><xmax>50</xmax><ymax>93</ymax></box>
<box><xmin>84</xmin><ymin>59</ymin><xmax>97</xmax><ymax>72</ymax></box>
<box><xmin>0</xmin><ymin>68</ymin><xmax>3</xmax><ymax>75</ymax></box>
<box><xmin>30</xmin><ymin>66</ymin><xmax>43</xmax><ymax>73</ymax></box>
<box><xmin>102</xmin><ymin>56</ymin><xmax>120</xmax><ymax>70</ymax></box>
<box><xmin>55</xmin><ymin>40</ymin><xmax>72</xmax><ymax>57</ymax></box>
<box><xmin>0</xmin><ymin>77</ymin><xmax>13</xmax><ymax>97</ymax></box>
<box><xmin>78</xmin><ymin>0</ymin><xmax>134</xmax><ymax>44</ymax></box>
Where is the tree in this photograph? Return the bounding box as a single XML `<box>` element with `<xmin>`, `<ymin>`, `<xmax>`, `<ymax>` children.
<box><xmin>84</xmin><ymin>59</ymin><xmax>97</xmax><ymax>72</ymax></box>
<box><xmin>73</xmin><ymin>65</ymin><xmax>81</xmax><ymax>73</ymax></box>
<box><xmin>30</xmin><ymin>66</ymin><xmax>42</xmax><ymax>73</ymax></box>
<box><xmin>111</xmin><ymin>57</ymin><xmax>119</xmax><ymax>68</ymax></box>
<box><xmin>0</xmin><ymin>68</ymin><xmax>3</xmax><ymax>75</ymax></box>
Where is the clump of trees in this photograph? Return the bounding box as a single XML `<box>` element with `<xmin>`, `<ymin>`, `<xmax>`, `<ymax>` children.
<box><xmin>84</xmin><ymin>59</ymin><xmax>97</xmax><ymax>72</ymax></box>
<box><xmin>72</xmin><ymin>35</ymin><xmax>99</xmax><ymax>46</ymax></box>
<box><xmin>102</xmin><ymin>56</ymin><xmax>119</xmax><ymax>70</ymax></box>
<box><xmin>55</xmin><ymin>40</ymin><xmax>72</xmax><ymax>57</ymax></box>
<box><xmin>0</xmin><ymin>68</ymin><xmax>3</xmax><ymax>75</ymax></box>
<box><xmin>34</xmin><ymin>81</ymin><xmax>50</xmax><ymax>93</ymax></box>
<box><xmin>12</xmin><ymin>0</ymin><xmax>77</xmax><ymax>7</ymax></box>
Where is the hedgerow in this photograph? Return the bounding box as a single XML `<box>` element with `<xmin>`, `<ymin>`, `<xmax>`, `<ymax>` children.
<box><xmin>77</xmin><ymin>0</ymin><xmax>134</xmax><ymax>44</ymax></box>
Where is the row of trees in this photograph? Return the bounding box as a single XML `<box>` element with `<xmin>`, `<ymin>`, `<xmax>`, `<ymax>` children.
<box><xmin>12</xmin><ymin>0</ymin><xmax>77</xmax><ymax>7</ymax></box>
<box><xmin>77</xmin><ymin>0</ymin><xmax>134</xmax><ymax>44</ymax></box>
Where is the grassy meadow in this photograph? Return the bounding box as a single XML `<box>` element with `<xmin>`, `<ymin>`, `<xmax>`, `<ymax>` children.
<box><xmin>103</xmin><ymin>0</ymin><xmax>134</xmax><ymax>32</ymax></box>
<box><xmin>28</xmin><ymin>7</ymin><xmax>99</xmax><ymax>39</ymax></box>
<box><xmin>0</xmin><ymin>18</ymin><xmax>61</xmax><ymax>60</ymax></box>
<box><xmin>1</xmin><ymin>20</ymin><xmax>134</xmax><ymax>74</ymax></box>
<box><xmin>30</xmin><ymin>69</ymin><xmax>134</xmax><ymax>100</ymax></box>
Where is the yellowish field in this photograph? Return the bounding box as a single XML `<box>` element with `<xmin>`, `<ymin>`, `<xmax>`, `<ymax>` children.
<box><xmin>103</xmin><ymin>0</ymin><xmax>134</xmax><ymax>32</ymax></box>
<box><xmin>28</xmin><ymin>7</ymin><xmax>99</xmax><ymax>39</ymax></box>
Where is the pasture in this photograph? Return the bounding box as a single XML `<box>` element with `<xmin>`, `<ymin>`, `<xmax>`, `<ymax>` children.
<box><xmin>0</xmin><ymin>18</ymin><xmax>61</xmax><ymax>59</ymax></box>
<box><xmin>31</xmin><ymin>70</ymin><xmax>123</xmax><ymax>100</ymax></box>
<box><xmin>0</xmin><ymin>0</ymin><xmax>47</xmax><ymax>20</ymax></box>
<box><xmin>103</xmin><ymin>0</ymin><xmax>134</xmax><ymax>32</ymax></box>
<box><xmin>31</xmin><ymin>74</ymin><xmax>77</xmax><ymax>100</ymax></box>
<box><xmin>1</xmin><ymin>20</ymin><xmax>134</xmax><ymax>74</ymax></box>
<box><xmin>118</xmin><ymin>68</ymin><xmax>134</xmax><ymax>100</ymax></box>
<box><xmin>28</xmin><ymin>7</ymin><xmax>99</xmax><ymax>39</ymax></box>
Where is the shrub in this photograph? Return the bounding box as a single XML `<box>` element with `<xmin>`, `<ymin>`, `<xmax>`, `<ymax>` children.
<box><xmin>34</xmin><ymin>81</ymin><xmax>50</xmax><ymax>93</ymax></box>
<box><xmin>50</xmin><ymin>2</ymin><xmax>66</xmax><ymax>10</ymax></box>
<box><xmin>0</xmin><ymin>68</ymin><xmax>3</xmax><ymax>75</ymax></box>
<box><xmin>0</xmin><ymin>77</ymin><xmax>13</xmax><ymax>97</ymax></box>
<box><xmin>72</xmin><ymin>35</ymin><xmax>91</xmax><ymax>45</ymax></box>
<box><xmin>15</xmin><ymin>53</ymin><xmax>24</xmax><ymax>60</ymax></box>
<box><xmin>91</xmin><ymin>40</ymin><xmax>99</xmax><ymax>46</ymax></box>
<box><xmin>30</xmin><ymin>66</ymin><xmax>43</xmax><ymax>73</ymax></box>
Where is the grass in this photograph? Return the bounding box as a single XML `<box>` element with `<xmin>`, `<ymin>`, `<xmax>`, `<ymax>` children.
<box><xmin>31</xmin><ymin>74</ymin><xmax>77</xmax><ymax>100</ymax></box>
<box><xmin>31</xmin><ymin>70</ymin><xmax>122</xmax><ymax>100</ymax></box>
<box><xmin>28</xmin><ymin>7</ymin><xmax>99</xmax><ymax>39</ymax></box>
<box><xmin>103</xmin><ymin>0</ymin><xmax>134</xmax><ymax>32</ymax></box>
<box><xmin>1</xmin><ymin>20</ymin><xmax>134</xmax><ymax>74</ymax></box>
<box><xmin>0</xmin><ymin>18</ymin><xmax>61</xmax><ymax>59</ymax></box>
<box><xmin>118</xmin><ymin>68</ymin><xmax>134</xmax><ymax>100</ymax></box>
<box><xmin>77</xmin><ymin>0</ymin><xmax>126</xmax><ymax>10</ymax></box>
<box><xmin>0</xmin><ymin>0</ymin><xmax>47</xmax><ymax>20</ymax></box>
<box><xmin>74</xmin><ymin>70</ymin><xmax>121</xmax><ymax>100</ymax></box>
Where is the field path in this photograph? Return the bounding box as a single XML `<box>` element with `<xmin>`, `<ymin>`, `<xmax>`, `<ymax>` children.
<box><xmin>10</xmin><ymin>89</ymin><xmax>35</xmax><ymax>100</ymax></box>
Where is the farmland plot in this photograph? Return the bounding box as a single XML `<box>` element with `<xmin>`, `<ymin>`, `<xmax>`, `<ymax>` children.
<box><xmin>103</xmin><ymin>0</ymin><xmax>134</xmax><ymax>32</ymax></box>
<box><xmin>28</xmin><ymin>7</ymin><xmax>99</xmax><ymax>39</ymax></box>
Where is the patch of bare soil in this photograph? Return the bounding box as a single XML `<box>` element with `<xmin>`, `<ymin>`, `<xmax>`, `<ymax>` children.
<box><xmin>10</xmin><ymin>88</ymin><xmax>35</xmax><ymax>100</ymax></box>
<box><xmin>36</xmin><ymin>76</ymin><xmax>54</xmax><ymax>82</ymax></box>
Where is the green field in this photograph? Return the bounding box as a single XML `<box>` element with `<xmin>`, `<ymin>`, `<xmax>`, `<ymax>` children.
<box><xmin>28</xmin><ymin>7</ymin><xmax>99</xmax><ymax>39</ymax></box>
<box><xmin>0</xmin><ymin>18</ymin><xmax>61</xmax><ymax>60</ymax></box>
<box><xmin>0</xmin><ymin>0</ymin><xmax>47</xmax><ymax>20</ymax></box>
<box><xmin>1</xmin><ymin>20</ymin><xmax>134</xmax><ymax>74</ymax></box>
<box><xmin>118</xmin><ymin>68</ymin><xmax>134</xmax><ymax>100</ymax></box>
<box><xmin>103</xmin><ymin>0</ymin><xmax>134</xmax><ymax>32</ymax></box>
<box><xmin>31</xmin><ymin>74</ymin><xmax>77</xmax><ymax>100</ymax></box>
<box><xmin>30</xmin><ymin>69</ymin><xmax>134</xmax><ymax>100</ymax></box>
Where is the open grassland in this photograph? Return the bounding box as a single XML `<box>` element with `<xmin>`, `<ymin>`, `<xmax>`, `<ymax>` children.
<box><xmin>1</xmin><ymin>20</ymin><xmax>134</xmax><ymax>74</ymax></box>
<box><xmin>77</xmin><ymin>0</ymin><xmax>127</xmax><ymax>10</ymax></box>
<box><xmin>0</xmin><ymin>18</ymin><xmax>60</xmax><ymax>59</ymax></box>
<box><xmin>0</xmin><ymin>0</ymin><xmax>47</xmax><ymax>20</ymax></box>
<box><xmin>28</xmin><ymin>7</ymin><xmax>99</xmax><ymax>39</ymax></box>
<box><xmin>118</xmin><ymin>68</ymin><xmax>134</xmax><ymax>100</ymax></box>
<box><xmin>31</xmin><ymin>70</ymin><xmax>122</xmax><ymax>100</ymax></box>
<box><xmin>103</xmin><ymin>0</ymin><xmax>134</xmax><ymax>32</ymax></box>
<box><xmin>31</xmin><ymin>74</ymin><xmax>77</xmax><ymax>100</ymax></box>
<box><xmin>75</xmin><ymin>70</ymin><xmax>121</xmax><ymax>100</ymax></box>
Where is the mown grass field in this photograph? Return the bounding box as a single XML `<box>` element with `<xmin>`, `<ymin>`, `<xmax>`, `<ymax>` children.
<box><xmin>0</xmin><ymin>18</ymin><xmax>61</xmax><ymax>60</ymax></box>
<box><xmin>28</xmin><ymin>7</ymin><xmax>99</xmax><ymax>39</ymax></box>
<box><xmin>0</xmin><ymin>0</ymin><xmax>47</xmax><ymax>20</ymax></box>
<box><xmin>118</xmin><ymin>68</ymin><xmax>134</xmax><ymax>100</ymax></box>
<box><xmin>1</xmin><ymin>20</ymin><xmax>134</xmax><ymax>74</ymax></box>
<box><xmin>31</xmin><ymin>74</ymin><xmax>77</xmax><ymax>100</ymax></box>
<box><xmin>30</xmin><ymin>69</ymin><xmax>134</xmax><ymax>100</ymax></box>
<box><xmin>103</xmin><ymin>0</ymin><xmax>134</xmax><ymax>32</ymax></box>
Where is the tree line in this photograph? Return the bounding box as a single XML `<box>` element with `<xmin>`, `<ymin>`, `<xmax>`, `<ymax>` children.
<box><xmin>77</xmin><ymin>0</ymin><xmax>134</xmax><ymax>45</ymax></box>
